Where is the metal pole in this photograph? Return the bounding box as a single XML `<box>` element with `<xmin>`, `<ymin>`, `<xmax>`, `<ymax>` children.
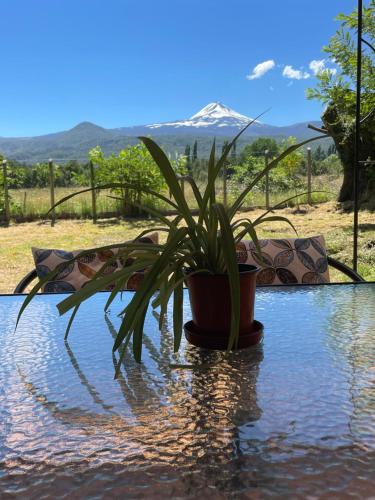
<box><xmin>89</xmin><ymin>161</ymin><xmax>97</xmax><ymax>223</ymax></box>
<box><xmin>49</xmin><ymin>159</ymin><xmax>55</xmax><ymax>227</ymax></box>
<box><xmin>307</xmin><ymin>147</ymin><xmax>312</xmax><ymax>205</ymax></box>
<box><xmin>265</xmin><ymin>150</ymin><xmax>270</xmax><ymax>209</ymax></box>
<box><xmin>2</xmin><ymin>160</ymin><xmax>10</xmax><ymax>224</ymax></box>
<box><xmin>353</xmin><ymin>0</ymin><xmax>362</xmax><ymax>272</ymax></box>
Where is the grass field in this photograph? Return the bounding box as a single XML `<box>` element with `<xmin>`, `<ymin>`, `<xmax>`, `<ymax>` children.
<box><xmin>8</xmin><ymin>175</ymin><xmax>341</xmax><ymax>220</ymax></box>
<box><xmin>0</xmin><ymin>201</ymin><xmax>373</xmax><ymax>293</ymax></box>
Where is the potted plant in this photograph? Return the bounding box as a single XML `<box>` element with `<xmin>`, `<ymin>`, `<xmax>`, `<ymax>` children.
<box><xmin>17</xmin><ymin>119</ymin><xmax>324</xmax><ymax>375</ymax></box>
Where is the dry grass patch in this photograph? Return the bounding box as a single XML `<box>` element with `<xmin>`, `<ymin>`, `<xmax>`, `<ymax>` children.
<box><xmin>0</xmin><ymin>202</ymin><xmax>373</xmax><ymax>293</ymax></box>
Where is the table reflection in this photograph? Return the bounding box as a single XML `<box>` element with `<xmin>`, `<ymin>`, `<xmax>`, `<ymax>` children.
<box><xmin>1</xmin><ymin>284</ymin><xmax>375</xmax><ymax>497</ymax></box>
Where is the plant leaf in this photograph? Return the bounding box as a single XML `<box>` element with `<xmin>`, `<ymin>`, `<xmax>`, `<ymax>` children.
<box><xmin>64</xmin><ymin>304</ymin><xmax>80</xmax><ymax>340</ymax></box>
<box><xmin>253</xmin><ymin>215</ymin><xmax>298</xmax><ymax>235</ymax></box>
<box><xmin>173</xmin><ymin>269</ymin><xmax>184</xmax><ymax>352</ymax></box>
<box><xmin>47</xmin><ymin>182</ymin><xmax>179</xmax><ymax>213</ymax></box>
<box><xmin>139</xmin><ymin>137</ymin><xmax>195</xmax><ymax>227</ymax></box>
<box><xmin>112</xmin><ymin>227</ymin><xmax>189</xmax><ymax>351</ymax></box>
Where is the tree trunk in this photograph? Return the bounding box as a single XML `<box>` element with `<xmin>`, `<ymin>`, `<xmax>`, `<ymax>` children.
<box><xmin>321</xmin><ymin>103</ymin><xmax>375</xmax><ymax>203</ymax></box>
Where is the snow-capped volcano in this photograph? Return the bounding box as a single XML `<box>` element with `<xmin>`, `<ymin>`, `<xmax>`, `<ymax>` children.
<box><xmin>145</xmin><ymin>102</ymin><xmax>265</xmax><ymax>134</ymax></box>
<box><xmin>189</xmin><ymin>102</ymin><xmax>258</xmax><ymax>125</ymax></box>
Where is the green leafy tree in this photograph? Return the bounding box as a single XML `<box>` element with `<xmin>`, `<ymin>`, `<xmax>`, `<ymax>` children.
<box><xmin>313</xmin><ymin>145</ymin><xmax>326</xmax><ymax>162</ymax></box>
<box><xmin>233</xmin><ymin>137</ymin><xmax>303</xmax><ymax>195</ymax></box>
<box><xmin>319</xmin><ymin>154</ymin><xmax>343</xmax><ymax>175</ymax></box>
<box><xmin>192</xmin><ymin>140</ymin><xmax>198</xmax><ymax>162</ymax></box>
<box><xmin>306</xmin><ymin>1</ymin><xmax>375</xmax><ymax>203</ymax></box>
<box><xmin>273</xmin><ymin>137</ymin><xmax>304</xmax><ymax>192</ymax></box>
<box><xmin>31</xmin><ymin>163</ymin><xmax>51</xmax><ymax>188</ymax></box>
<box><xmin>2</xmin><ymin>161</ymin><xmax>28</xmax><ymax>189</ymax></box>
<box><xmin>184</xmin><ymin>144</ymin><xmax>192</xmax><ymax>175</ymax></box>
<box><xmin>184</xmin><ymin>144</ymin><xmax>191</xmax><ymax>162</ymax></box>
<box><xmin>327</xmin><ymin>143</ymin><xmax>337</xmax><ymax>156</ymax></box>
<box><xmin>89</xmin><ymin>143</ymin><xmax>166</xmax><ymax>215</ymax></box>
<box><xmin>57</xmin><ymin>160</ymin><xmax>90</xmax><ymax>187</ymax></box>
<box><xmin>240</xmin><ymin>137</ymin><xmax>279</xmax><ymax>163</ymax></box>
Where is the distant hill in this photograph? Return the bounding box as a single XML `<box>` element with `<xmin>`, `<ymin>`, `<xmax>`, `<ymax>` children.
<box><xmin>0</xmin><ymin>102</ymin><xmax>328</xmax><ymax>163</ymax></box>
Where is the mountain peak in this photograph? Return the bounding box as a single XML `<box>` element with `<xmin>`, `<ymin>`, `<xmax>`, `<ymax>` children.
<box><xmin>191</xmin><ymin>102</ymin><xmax>234</xmax><ymax>118</ymax></box>
<box><xmin>146</xmin><ymin>101</ymin><xmax>262</xmax><ymax>132</ymax></box>
<box><xmin>65</xmin><ymin>121</ymin><xmax>110</xmax><ymax>139</ymax></box>
<box><xmin>70</xmin><ymin>121</ymin><xmax>105</xmax><ymax>132</ymax></box>
<box><xmin>190</xmin><ymin>102</ymin><xmax>256</xmax><ymax>123</ymax></box>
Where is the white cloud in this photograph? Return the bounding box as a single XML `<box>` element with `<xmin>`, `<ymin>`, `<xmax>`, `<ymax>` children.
<box><xmin>309</xmin><ymin>59</ymin><xmax>325</xmax><ymax>75</ymax></box>
<box><xmin>309</xmin><ymin>59</ymin><xmax>337</xmax><ymax>76</ymax></box>
<box><xmin>282</xmin><ymin>65</ymin><xmax>310</xmax><ymax>80</ymax></box>
<box><xmin>246</xmin><ymin>60</ymin><xmax>275</xmax><ymax>80</ymax></box>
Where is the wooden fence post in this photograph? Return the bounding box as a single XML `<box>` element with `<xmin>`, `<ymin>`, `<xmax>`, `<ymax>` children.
<box><xmin>2</xmin><ymin>160</ymin><xmax>10</xmax><ymax>224</ymax></box>
<box><xmin>307</xmin><ymin>147</ymin><xmax>312</xmax><ymax>205</ymax></box>
<box><xmin>264</xmin><ymin>150</ymin><xmax>270</xmax><ymax>209</ymax></box>
<box><xmin>23</xmin><ymin>191</ymin><xmax>27</xmax><ymax>216</ymax></box>
<box><xmin>89</xmin><ymin>161</ymin><xmax>97</xmax><ymax>223</ymax></box>
<box><xmin>49</xmin><ymin>159</ymin><xmax>55</xmax><ymax>226</ymax></box>
<box><xmin>137</xmin><ymin>173</ymin><xmax>142</xmax><ymax>216</ymax></box>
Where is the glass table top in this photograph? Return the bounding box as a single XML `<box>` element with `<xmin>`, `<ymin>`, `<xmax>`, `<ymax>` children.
<box><xmin>0</xmin><ymin>284</ymin><xmax>374</xmax><ymax>498</ymax></box>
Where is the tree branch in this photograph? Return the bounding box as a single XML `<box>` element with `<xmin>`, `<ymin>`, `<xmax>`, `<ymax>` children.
<box><xmin>308</xmin><ymin>123</ymin><xmax>330</xmax><ymax>135</ymax></box>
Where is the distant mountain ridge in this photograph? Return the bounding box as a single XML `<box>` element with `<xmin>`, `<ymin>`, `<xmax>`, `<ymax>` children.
<box><xmin>0</xmin><ymin>102</ymin><xmax>324</xmax><ymax>162</ymax></box>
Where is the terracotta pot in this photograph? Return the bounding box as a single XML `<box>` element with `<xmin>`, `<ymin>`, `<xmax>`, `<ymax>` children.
<box><xmin>184</xmin><ymin>264</ymin><xmax>262</xmax><ymax>349</ymax></box>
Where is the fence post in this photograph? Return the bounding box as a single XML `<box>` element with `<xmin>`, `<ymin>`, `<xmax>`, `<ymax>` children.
<box><xmin>307</xmin><ymin>147</ymin><xmax>312</xmax><ymax>205</ymax></box>
<box><xmin>223</xmin><ymin>161</ymin><xmax>227</xmax><ymax>208</ymax></box>
<box><xmin>89</xmin><ymin>161</ymin><xmax>97</xmax><ymax>223</ymax></box>
<box><xmin>137</xmin><ymin>173</ymin><xmax>142</xmax><ymax>216</ymax></box>
<box><xmin>23</xmin><ymin>191</ymin><xmax>27</xmax><ymax>216</ymax></box>
<box><xmin>264</xmin><ymin>150</ymin><xmax>270</xmax><ymax>209</ymax></box>
<box><xmin>49</xmin><ymin>159</ymin><xmax>55</xmax><ymax>226</ymax></box>
<box><xmin>2</xmin><ymin>160</ymin><xmax>10</xmax><ymax>224</ymax></box>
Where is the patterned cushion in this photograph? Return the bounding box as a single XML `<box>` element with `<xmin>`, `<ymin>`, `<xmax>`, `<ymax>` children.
<box><xmin>236</xmin><ymin>235</ymin><xmax>330</xmax><ymax>285</ymax></box>
<box><xmin>32</xmin><ymin>233</ymin><xmax>159</xmax><ymax>293</ymax></box>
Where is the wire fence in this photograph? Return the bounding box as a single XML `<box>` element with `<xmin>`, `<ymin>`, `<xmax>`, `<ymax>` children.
<box><xmin>1</xmin><ymin>152</ymin><xmax>338</xmax><ymax>225</ymax></box>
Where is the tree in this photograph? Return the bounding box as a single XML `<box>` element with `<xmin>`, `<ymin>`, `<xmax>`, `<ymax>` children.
<box><xmin>230</xmin><ymin>140</ymin><xmax>237</xmax><ymax>162</ymax></box>
<box><xmin>313</xmin><ymin>145</ymin><xmax>326</xmax><ymax>162</ymax></box>
<box><xmin>327</xmin><ymin>143</ymin><xmax>337</xmax><ymax>156</ymax></box>
<box><xmin>184</xmin><ymin>144</ymin><xmax>192</xmax><ymax>175</ymax></box>
<box><xmin>240</xmin><ymin>137</ymin><xmax>279</xmax><ymax>163</ymax></box>
<box><xmin>306</xmin><ymin>1</ymin><xmax>375</xmax><ymax>203</ymax></box>
<box><xmin>319</xmin><ymin>154</ymin><xmax>343</xmax><ymax>175</ymax></box>
<box><xmin>192</xmin><ymin>140</ymin><xmax>198</xmax><ymax>162</ymax></box>
<box><xmin>273</xmin><ymin>137</ymin><xmax>304</xmax><ymax>192</ymax></box>
<box><xmin>232</xmin><ymin>137</ymin><xmax>303</xmax><ymax>193</ymax></box>
<box><xmin>89</xmin><ymin>144</ymin><xmax>166</xmax><ymax>216</ymax></box>
<box><xmin>184</xmin><ymin>144</ymin><xmax>191</xmax><ymax>163</ymax></box>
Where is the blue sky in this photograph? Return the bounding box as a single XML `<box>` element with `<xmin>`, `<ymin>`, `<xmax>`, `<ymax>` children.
<box><xmin>1</xmin><ymin>0</ymin><xmax>357</xmax><ymax>136</ymax></box>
